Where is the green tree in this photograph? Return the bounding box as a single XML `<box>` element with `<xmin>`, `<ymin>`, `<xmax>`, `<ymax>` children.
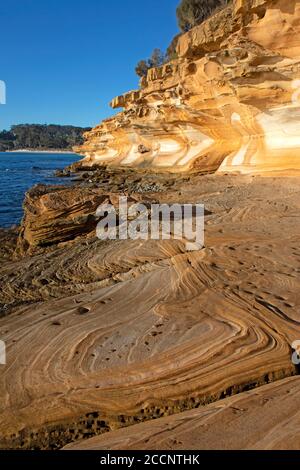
<box><xmin>135</xmin><ymin>60</ymin><xmax>149</xmax><ymax>78</ymax></box>
<box><xmin>148</xmin><ymin>48</ymin><xmax>165</xmax><ymax>68</ymax></box>
<box><xmin>135</xmin><ymin>48</ymin><xmax>166</xmax><ymax>78</ymax></box>
<box><xmin>166</xmin><ymin>34</ymin><xmax>181</xmax><ymax>61</ymax></box>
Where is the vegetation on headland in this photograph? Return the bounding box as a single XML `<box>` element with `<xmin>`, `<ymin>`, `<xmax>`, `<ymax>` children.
<box><xmin>177</xmin><ymin>0</ymin><xmax>230</xmax><ymax>32</ymax></box>
<box><xmin>135</xmin><ymin>0</ymin><xmax>230</xmax><ymax>77</ymax></box>
<box><xmin>0</xmin><ymin>124</ymin><xmax>91</xmax><ymax>152</ymax></box>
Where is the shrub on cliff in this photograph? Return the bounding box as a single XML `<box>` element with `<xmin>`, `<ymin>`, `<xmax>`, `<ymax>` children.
<box><xmin>135</xmin><ymin>48</ymin><xmax>166</xmax><ymax>77</ymax></box>
<box><xmin>148</xmin><ymin>49</ymin><xmax>165</xmax><ymax>68</ymax></box>
<box><xmin>135</xmin><ymin>60</ymin><xmax>149</xmax><ymax>78</ymax></box>
<box><xmin>177</xmin><ymin>0</ymin><xmax>229</xmax><ymax>32</ymax></box>
<box><xmin>134</xmin><ymin>1</ymin><xmax>230</xmax><ymax>78</ymax></box>
<box><xmin>166</xmin><ymin>34</ymin><xmax>181</xmax><ymax>61</ymax></box>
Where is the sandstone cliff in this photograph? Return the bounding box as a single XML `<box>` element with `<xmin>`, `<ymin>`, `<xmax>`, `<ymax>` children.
<box><xmin>76</xmin><ymin>0</ymin><xmax>300</xmax><ymax>174</ymax></box>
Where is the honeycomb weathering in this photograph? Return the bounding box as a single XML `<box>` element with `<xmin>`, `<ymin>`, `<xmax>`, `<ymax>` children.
<box><xmin>76</xmin><ymin>0</ymin><xmax>300</xmax><ymax>174</ymax></box>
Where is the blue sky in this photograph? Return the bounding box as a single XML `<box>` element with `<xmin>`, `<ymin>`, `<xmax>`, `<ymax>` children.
<box><xmin>0</xmin><ymin>0</ymin><xmax>179</xmax><ymax>130</ymax></box>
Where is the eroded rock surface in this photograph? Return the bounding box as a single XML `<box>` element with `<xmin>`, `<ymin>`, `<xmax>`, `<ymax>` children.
<box><xmin>0</xmin><ymin>173</ymin><xmax>300</xmax><ymax>449</ymax></box>
<box><xmin>65</xmin><ymin>376</ymin><xmax>300</xmax><ymax>450</ymax></box>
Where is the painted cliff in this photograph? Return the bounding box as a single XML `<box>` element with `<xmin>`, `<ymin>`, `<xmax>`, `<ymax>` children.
<box><xmin>76</xmin><ymin>0</ymin><xmax>300</xmax><ymax>174</ymax></box>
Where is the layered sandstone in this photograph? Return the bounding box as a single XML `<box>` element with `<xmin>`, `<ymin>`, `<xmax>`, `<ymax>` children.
<box><xmin>15</xmin><ymin>169</ymin><xmax>182</xmax><ymax>254</ymax></box>
<box><xmin>76</xmin><ymin>0</ymin><xmax>300</xmax><ymax>174</ymax></box>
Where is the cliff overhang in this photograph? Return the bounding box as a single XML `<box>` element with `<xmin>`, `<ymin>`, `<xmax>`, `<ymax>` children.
<box><xmin>75</xmin><ymin>0</ymin><xmax>300</xmax><ymax>175</ymax></box>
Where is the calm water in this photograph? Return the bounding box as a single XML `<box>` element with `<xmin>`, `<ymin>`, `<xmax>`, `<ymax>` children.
<box><xmin>0</xmin><ymin>152</ymin><xmax>80</xmax><ymax>228</ymax></box>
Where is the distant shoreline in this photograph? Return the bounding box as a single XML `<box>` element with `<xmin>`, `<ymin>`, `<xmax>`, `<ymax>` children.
<box><xmin>4</xmin><ymin>149</ymin><xmax>80</xmax><ymax>154</ymax></box>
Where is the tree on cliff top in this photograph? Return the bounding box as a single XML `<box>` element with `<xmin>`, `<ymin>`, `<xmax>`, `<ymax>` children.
<box><xmin>135</xmin><ymin>60</ymin><xmax>149</xmax><ymax>78</ymax></box>
<box><xmin>177</xmin><ymin>0</ymin><xmax>229</xmax><ymax>32</ymax></box>
<box><xmin>135</xmin><ymin>48</ymin><xmax>166</xmax><ymax>78</ymax></box>
<box><xmin>135</xmin><ymin>1</ymin><xmax>230</xmax><ymax>78</ymax></box>
<box><xmin>166</xmin><ymin>34</ymin><xmax>181</xmax><ymax>61</ymax></box>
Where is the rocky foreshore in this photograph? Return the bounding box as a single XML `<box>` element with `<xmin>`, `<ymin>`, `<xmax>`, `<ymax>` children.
<box><xmin>0</xmin><ymin>163</ymin><xmax>300</xmax><ymax>449</ymax></box>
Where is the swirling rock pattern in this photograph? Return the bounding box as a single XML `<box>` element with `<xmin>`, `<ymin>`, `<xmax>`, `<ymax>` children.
<box><xmin>76</xmin><ymin>0</ymin><xmax>300</xmax><ymax>174</ymax></box>
<box><xmin>0</xmin><ymin>174</ymin><xmax>299</xmax><ymax>449</ymax></box>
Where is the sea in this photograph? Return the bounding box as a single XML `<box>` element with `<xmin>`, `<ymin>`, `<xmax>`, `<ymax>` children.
<box><xmin>0</xmin><ymin>152</ymin><xmax>81</xmax><ymax>228</ymax></box>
